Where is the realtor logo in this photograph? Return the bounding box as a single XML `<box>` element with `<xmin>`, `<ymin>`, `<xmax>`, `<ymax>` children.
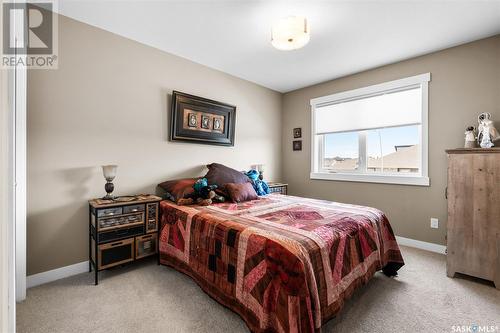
<box><xmin>2</xmin><ymin>1</ymin><xmax>58</xmax><ymax>68</ymax></box>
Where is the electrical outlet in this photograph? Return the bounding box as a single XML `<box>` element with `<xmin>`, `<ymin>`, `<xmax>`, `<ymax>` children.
<box><xmin>430</xmin><ymin>218</ymin><xmax>439</xmax><ymax>229</ymax></box>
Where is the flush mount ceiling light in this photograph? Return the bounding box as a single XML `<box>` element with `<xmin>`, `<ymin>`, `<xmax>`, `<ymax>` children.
<box><xmin>271</xmin><ymin>16</ymin><xmax>310</xmax><ymax>51</ymax></box>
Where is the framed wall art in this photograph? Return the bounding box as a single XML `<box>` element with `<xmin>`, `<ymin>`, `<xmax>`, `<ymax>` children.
<box><xmin>293</xmin><ymin>140</ymin><xmax>302</xmax><ymax>151</ymax></box>
<box><xmin>170</xmin><ymin>91</ymin><xmax>236</xmax><ymax>146</ymax></box>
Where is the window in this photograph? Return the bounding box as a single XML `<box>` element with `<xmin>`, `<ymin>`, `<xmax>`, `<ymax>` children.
<box><xmin>311</xmin><ymin>73</ymin><xmax>430</xmax><ymax>186</ymax></box>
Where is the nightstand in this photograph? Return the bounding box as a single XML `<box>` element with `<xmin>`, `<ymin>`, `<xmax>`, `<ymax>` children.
<box><xmin>88</xmin><ymin>194</ymin><xmax>162</xmax><ymax>285</ymax></box>
<box><xmin>268</xmin><ymin>182</ymin><xmax>288</xmax><ymax>195</ymax></box>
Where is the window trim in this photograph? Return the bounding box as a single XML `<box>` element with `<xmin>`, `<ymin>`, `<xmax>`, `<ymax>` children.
<box><xmin>310</xmin><ymin>73</ymin><xmax>430</xmax><ymax>186</ymax></box>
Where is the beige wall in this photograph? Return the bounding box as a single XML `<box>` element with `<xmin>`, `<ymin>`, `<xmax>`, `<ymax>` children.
<box><xmin>282</xmin><ymin>35</ymin><xmax>500</xmax><ymax>246</ymax></box>
<box><xmin>28</xmin><ymin>14</ymin><xmax>499</xmax><ymax>274</ymax></box>
<box><xmin>27</xmin><ymin>15</ymin><xmax>282</xmax><ymax>275</ymax></box>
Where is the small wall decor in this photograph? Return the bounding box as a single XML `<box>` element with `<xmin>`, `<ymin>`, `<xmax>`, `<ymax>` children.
<box><xmin>293</xmin><ymin>140</ymin><xmax>302</xmax><ymax>151</ymax></box>
<box><xmin>188</xmin><ymin>113</ymin><xmax>197</xmax><ymax>127</ymax></box>
<box><xmin>477</xmin><ymin>112</ymin><xmax>500</xmax><ymax>148</ymax></box>
<box><xmin>464</xmin><ymin>126</ymin><xmax>477</xmax><ymax>148</ymax></box>
<box><xmin>170</xmin><ymin>91</ymin><xmax>236</xmax><ymax>146</ymax></box>
<box><xmin>201</xmin><ymin>115</ymin><xmax>210</xmax><ymax>129</ymax></box>
<box><xmin>293</xmin><ymin>127</ymin><xmax>302</xmax><ymax>138</ymax></box>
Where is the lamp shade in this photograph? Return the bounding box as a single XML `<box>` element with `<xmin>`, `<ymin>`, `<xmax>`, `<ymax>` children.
<box><xmin>271</xmin><ymin>16</ymin><xmax>310</xmax><ymax>51</ymax></box>
<box><xmin>102</xmin><ymin>165</ymin><xmax>117</xmax><ymax>181</ymax></box>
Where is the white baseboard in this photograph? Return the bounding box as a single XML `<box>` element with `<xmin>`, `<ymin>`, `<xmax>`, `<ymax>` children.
<box><xmin>27</xmin><ymin>261</ymin><xmax>89</xmax><ymax>289</ymax></box>
<box><xmin>396</xmin><ymin>236</ymin><xmax>446</xmax><ymax>254</ymax></box>
<box><xmin>25</xmin><ymin>236</ymin><xmax>445</xmax><ymax>289</ymax></box>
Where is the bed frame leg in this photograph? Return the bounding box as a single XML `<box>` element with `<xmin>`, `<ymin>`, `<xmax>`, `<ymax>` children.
<box><xmin>382</xmin><ymin>267</ymin><xmax>398</xmax><ymax>277</ymax></box>
<box><xmin>382</xmin><ymin>262</ymin><xmax>401</xmax><ymax>277</ymax></box>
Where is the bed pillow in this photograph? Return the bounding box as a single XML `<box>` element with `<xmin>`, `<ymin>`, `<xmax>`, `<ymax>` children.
<box><xmin>225</xmin><ymin>182</ymin><xmax>258</xmax><ymax>203</ymax></box>
<box><xmin>204</xmin><ymin>163</ymin><xmax>250</xmax><ymax>189</ymax></box>
<box><xmin>158</xmin><ymin>178</ymin><xmax>196</xmax><ymax>203</ymax></box>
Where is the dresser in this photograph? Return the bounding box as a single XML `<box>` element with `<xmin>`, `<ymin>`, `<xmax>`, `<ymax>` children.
<box><xmin>89</xmin><ymin>194</ymin><xmax>162</xmax><ymax>285</ymax></box>
<box><xmin>268</xmin><ymin>182</ymin><xmax>288</xmax><ymax>195</ymax></box>
<box><xmin>446</xmin><ymin>148</ymin><xmax>500</xmax><ymax>289</ymax></box>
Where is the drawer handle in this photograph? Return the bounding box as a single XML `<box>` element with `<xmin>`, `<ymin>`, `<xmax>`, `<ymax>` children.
<box><xmin>105</xmin><ymin>212</ymin><xmax>114</xmax><ymax>216</ymax></box>
<box><xmin>131</xmin><ymin>209</ymin><xmax>138</xmax><ymax>212</ymax></box>
<box><xmin>111</xmin><ymin>241</ymin><xmax>123</xmax><ymax>246</ymax></box>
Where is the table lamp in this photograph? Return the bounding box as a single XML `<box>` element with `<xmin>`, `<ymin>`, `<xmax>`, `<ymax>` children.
<box><xmin>257</xmin><ymin>164</ymin><xmax>264</xmax><ymax>180</ymax></box>
<box><xmin>102</xmin><ymin>165</ymin><xmax>117</xmax><ymax>199</ymax></box>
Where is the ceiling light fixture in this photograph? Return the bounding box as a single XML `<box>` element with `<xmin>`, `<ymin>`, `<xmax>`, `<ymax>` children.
<box><xmin>271</xmin><ymin>16</ymin><xmax>310</xmax><ymax>51</ymax></box>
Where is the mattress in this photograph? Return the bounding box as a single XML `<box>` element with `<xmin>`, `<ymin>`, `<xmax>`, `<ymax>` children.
<box><xmin>159</xmin><ymin>193</ymin><xmax>404</xmax><ymax>332</ymax></box>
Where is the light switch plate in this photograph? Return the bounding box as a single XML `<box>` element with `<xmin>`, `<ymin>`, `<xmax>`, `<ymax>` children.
<box><xmin>431</xmin><ymin>218</ymin><xmax>439</xmax><ymax>229</ymax></box>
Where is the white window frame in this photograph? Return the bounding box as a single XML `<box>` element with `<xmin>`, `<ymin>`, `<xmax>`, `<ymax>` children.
<box><xmin>310</xmin><ymin>73</ymin><xmax>430</xmax><ymax>186</ymax></box>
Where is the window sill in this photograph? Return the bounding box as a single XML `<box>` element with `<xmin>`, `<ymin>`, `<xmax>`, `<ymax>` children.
<box><xmin>310</xmin><ymin>172</ymin><xmax>430</xmax><ymax>186</ymax></box>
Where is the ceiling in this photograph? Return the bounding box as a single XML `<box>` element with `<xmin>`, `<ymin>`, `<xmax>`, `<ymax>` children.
<box><xmin>58</xmin><ymin>1</ymin><xmax>500</xmax><ymax>93</ymax></box>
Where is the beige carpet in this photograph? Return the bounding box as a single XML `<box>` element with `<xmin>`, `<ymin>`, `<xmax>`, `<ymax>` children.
<box><xmin>17</xmin><ymin>246</ymin><xmax>500</xmax><ymax>333</ymax></box>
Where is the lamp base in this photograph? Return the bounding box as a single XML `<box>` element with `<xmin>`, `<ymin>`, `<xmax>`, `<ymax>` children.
<box><xmin>103</xmin><ymin>181</ymin><xmax>115</xmax><ymax>200</ymax></box>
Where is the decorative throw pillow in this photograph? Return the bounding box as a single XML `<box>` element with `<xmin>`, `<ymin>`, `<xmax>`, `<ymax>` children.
<box><xmin>204</xmin><ymin>163</ymin><xmax>250</xmax><ymax>188</ymax></box>
<box><xmin>225</xmin><ymin>182</ymin><xmax>258</xmax><ymax>203</ymax></box>
<box><xmin>157</xmin><ymin>178</ymin><xmax>196</xmax><ymax>203</ymax></box>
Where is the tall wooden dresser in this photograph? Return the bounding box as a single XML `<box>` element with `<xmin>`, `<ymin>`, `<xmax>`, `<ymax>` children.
<box><xmin>446</xmin><ymin>148</ymin><xmax>500</xmax><ymax>289</ymax></box>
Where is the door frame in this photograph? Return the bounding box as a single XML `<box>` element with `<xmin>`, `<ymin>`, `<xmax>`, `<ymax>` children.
<box><xmin>13</xmin><ymin>50</ymin><xmax>27</xmax><ymax>303</ymax></box>
<box><xmin>2</xmin><ymin>2</ymin><xmax>28</xmax><ymax>331</ymax></box>
<box><xmin>6</xmin><ymin>0</ymin><xmax>28</xmax><ymax>303</ymax></box>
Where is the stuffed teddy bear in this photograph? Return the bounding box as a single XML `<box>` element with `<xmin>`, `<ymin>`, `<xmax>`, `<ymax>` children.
<box><xmin>245</xmin><ymin>169</ymin><xmax>270</xmax><ymax>196</ymax></box>
<box><xmin>178</xmin><ymin>178</ymin><xmax>224</xmax><ymax>206</ymax></box>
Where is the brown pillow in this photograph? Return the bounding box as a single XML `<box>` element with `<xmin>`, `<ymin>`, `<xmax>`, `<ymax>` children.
<box><xmin>158</xmin><ymin>178</ymin><xmax>196</xmax><ymax>203</ymax></box>
<box><xmin>225</xmin><ymin>182</ymin><xmax>258</xmax><ymax>203</ymax></box>
<box><xmin>204</xmin><ymin>163</ymin><xmax>249</xmax><ymax>192</ymax></box>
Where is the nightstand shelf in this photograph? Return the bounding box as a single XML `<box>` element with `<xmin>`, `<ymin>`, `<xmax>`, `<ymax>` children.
<box><xmin>88</xmin><ymin>194</ymin><xmax>162</xmax><ymax>285</ymax></box>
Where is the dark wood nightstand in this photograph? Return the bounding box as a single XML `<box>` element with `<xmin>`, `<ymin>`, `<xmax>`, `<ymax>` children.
<box><xmin>88</xmin><ymin>194</ymin><xmax>162</xmax><ymax>285</ymax></box>
<box><xmin>268</xmin><ymin>182</ymin><xmax>288</xmax><ymax>195</ymax></box>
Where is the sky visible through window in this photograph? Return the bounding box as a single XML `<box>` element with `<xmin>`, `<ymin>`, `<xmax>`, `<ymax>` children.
<box><xmin>325</xmin><ymin>125</ymin><xmax>419</xmax><ymax>158</ymax></box>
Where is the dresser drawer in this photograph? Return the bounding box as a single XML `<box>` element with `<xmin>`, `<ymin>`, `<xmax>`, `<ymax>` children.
<box><xmin>98</xmin><ymin>212</ymin><xmax>144</xmax><ymax>231</ymax></box>
<box><xmin>123</xmin><ymin>204</ymin><xmax>145</xmax><ymax>214</ymax></box>
<box><xmin>98</xmin><ymin>238</ymin><xmax>134</xmax><ymax>270</ymax></box>
<box><xmin>98</xmin><ymin>225</ymin><xmax>144</xmax><ymax>244</ymax></box>
<box><xmin>135</xmin><ymin>233</ymin><xmax>157</xmax><ymax>259</ymax></box>
<box><xmin>97</xmin><ymin>207</ymin><xmax>123</xmax><ymax>217</ymax></box>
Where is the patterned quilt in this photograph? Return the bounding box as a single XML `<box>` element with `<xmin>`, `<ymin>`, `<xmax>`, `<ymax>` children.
<box><xmin>159</xmin><ymin>194</ymin><xmax>404</xmax><ymax>332</ymax></box>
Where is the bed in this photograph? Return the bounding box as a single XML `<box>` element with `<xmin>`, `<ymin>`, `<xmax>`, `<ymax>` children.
<box><xmin>158</xmin><ymin>193</ymin><xmax>404</xmax><ymax>332</ymax></box>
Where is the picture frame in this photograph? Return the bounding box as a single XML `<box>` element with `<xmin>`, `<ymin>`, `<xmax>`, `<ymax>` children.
<box><xmin>213</xmin><ymin>118</ymin><xmax>222</xmax><ymax>131</ymax></box>
<box><xmin>188</xmin><ymin>113</ymin><xmax>197</xmax><ymax>127</ymax></box>
<box><xmin>201</xmin><ymin>115</ymin><xmax>210</xmax><ymax>129</ymax></box>
<box><xmin>170</xmin><ymin>91</ymin><xmax>236</xmax><ymax>146</ymax></box>
<box><xmin>293</xmin><ymin>140</ymin><xmax>302</xmax><ymax>151</ymax></box>
<box><xmin>293</xmin><ymin>127</ymin><xmax>302</xmax><ymax>138</ymax></box>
